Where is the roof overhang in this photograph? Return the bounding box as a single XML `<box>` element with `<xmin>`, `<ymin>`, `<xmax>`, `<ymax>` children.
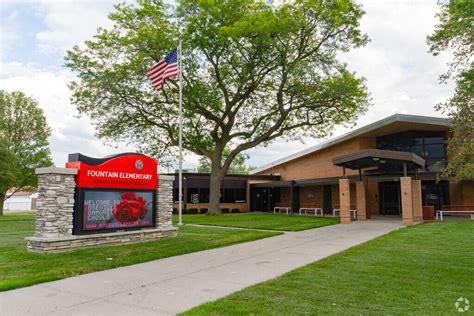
<box><xmin>251</xmin><ymin>114</ymin><xmax>448</xmax><ymax>174</ymax></box>
<box><xmin>250</xmin><ymin>181</ymin><xmax>293</xmax><ymax>188</ymax></box>
<box><xmin>332</xmin><ymin>149</ymin><xmax>425</xmax><ymax>170</ymax></box>
<box><xmin>162</xmin><ymin>172</ymin><xmax>280</xmax><ymax>181</ymax></box>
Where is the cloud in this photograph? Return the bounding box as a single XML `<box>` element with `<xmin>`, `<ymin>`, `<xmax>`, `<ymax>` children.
<box><xmin>246</xmin><ymin>0</ymin><xmax>454</xmax><ymax>168</ymax></box>
<box><xmin>0</xmin><ymin>63</ymin><xmax>136</xmax><ymax>166</ymax></box>
<box><xmin>0</xmin><ymin>9</ymin><xmax>20</xmax><ymax>58</ymax></box>
<box><xmin>35</xmin><ymin>0</ymin><xmax>117</xmax><ymax>53</ymax></box>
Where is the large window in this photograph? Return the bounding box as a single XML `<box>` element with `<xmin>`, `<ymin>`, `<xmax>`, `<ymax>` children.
<box><xmin>173</xmin><ymin>178</ymin><xmax>246</xmax><ymax>204</ymax></box>
<box><xmin>377</xmin><ymin>131</ymin><xmax>446</xmax><ymax>172</ymax></box>
<box><xmin>422</xmin><ymin>180</ymin><xmax>450</xmax><ymax>210</ymax></box>
<box><xmin>220</xmin><ymin>180</ymin><xmax>247</xmax><ymax>203</ymax></box>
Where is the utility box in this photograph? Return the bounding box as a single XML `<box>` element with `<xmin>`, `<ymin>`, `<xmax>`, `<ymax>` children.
<box><xmin>422</xmin><ymin>205</ymin><xmax>435</xmax><ymax>221</ymax></box>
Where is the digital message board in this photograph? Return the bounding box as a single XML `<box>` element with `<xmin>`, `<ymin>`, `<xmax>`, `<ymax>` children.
<box><xmin>66</xmin><ymin>153</ymin><xmax>158</xmax><ymax>235</ymax></box>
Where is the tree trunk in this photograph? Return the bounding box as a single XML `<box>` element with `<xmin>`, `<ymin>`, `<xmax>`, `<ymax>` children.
<box><xmin>207</xmin><ymin>156</ymin><xmax>225</xmax><ymax>215</ymax></box>
<box><xmin>0</xmin><ymin>192</ymin><xmax>5</xmax><ymax>216</ymax></box>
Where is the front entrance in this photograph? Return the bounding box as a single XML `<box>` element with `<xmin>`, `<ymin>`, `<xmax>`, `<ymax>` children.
<box><xmin>251</xmin><ymin>188</ymin><xmax>268</xmax><ymax>211</ymax></box>
<box><xmin>250</xmin><ymin>187</ymin><xmax>280</xmax><ymax>212</ymax></box>
<box><xmin>379</xmin><ymin>182</ymin><xmax>401</xmax><ymax>215</ymax></box>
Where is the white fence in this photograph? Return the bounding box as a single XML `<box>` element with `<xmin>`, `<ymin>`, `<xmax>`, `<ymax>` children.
<box><xmin>3</xmin><ymin>194</ymin><xmax>36</xmax><ymax>211</ymax></box>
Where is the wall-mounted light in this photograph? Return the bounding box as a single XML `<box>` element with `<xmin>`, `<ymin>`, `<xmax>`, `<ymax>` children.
<box><xmin>373</xmin><ymin>157</ymin><xmax>380</xmax><ymax>161</ymax></box>
<box><xmin>380</xmin><ymin>160</ymin><xmax>386</xmax><ymax>164</ymax></box>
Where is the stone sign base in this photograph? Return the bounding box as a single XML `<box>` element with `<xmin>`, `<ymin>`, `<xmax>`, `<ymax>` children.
<box><xmin>26</xmin><ymin>227</ymin><xmax>177</xmax><ymax>253</ymax></box>
<box><xmin>28</xmin><ymin>168</ymin><xmax>177</xmax><ymax>253</ymax></box>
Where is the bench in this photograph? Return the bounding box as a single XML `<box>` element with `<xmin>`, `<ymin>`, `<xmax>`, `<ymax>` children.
<box><xmin>436</xmin><ymin>210</ymin><xmax>474</xmax><ymax>221</ymax></box>
<box><xmin>299</xmin><ymin>207</ymin><xmax>323</xmax><ymax>216</ymax></box>
<box><xmin>333</xmin><ymin>208</ymin><xmax>357</xmax><ymax>219</ymax></box>
<box><xmin>274</xmin><ymin>205</ymin><xmax>292</xmax><ymax>215</ymax></box>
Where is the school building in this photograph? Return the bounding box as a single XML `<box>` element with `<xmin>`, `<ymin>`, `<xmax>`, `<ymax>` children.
<box><xmin>171</xmin><ymin>113</ymin><xmax>474</xmax><ymax>224</ymax></box>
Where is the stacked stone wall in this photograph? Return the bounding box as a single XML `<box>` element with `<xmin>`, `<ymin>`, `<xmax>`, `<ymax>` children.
<box><xmin>34</xmin><ymin>169</ymin><xmax>76</xmax><ymax>238</ymax></box>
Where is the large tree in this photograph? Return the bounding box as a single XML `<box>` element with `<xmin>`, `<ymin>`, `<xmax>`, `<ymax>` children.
<box><xmin>65</xmin><ymin>0</ymin><xmax>370</xmax><ymax>214</ymax></box>
<box><xmin>197</xmin><ymin>148</ymin><xmax>255</xmax><ymax>174</ymax></box>
<box><xmin>427</xmin><ymin>0</ymin><xmax>473</xmax><ymax>181</ymax></box>
<box><xmin>0</xmin><ymin>91</ymin><xmax>52</xmax><ymax>215</ymax></box>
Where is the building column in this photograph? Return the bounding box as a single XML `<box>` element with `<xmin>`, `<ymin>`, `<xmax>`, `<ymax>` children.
<box><xmin>356</xmin><ymin>181</ymin><xmax>367</xmax><ymax>221</ymax></box>
<box><xmin>400</xmin><ymin>177</ymin><xmax>413</xmax><ymax>226</ymax></box>
<box><xmin>339</xmin><ymin>179</ymin><xmax>351</xmax><ymax>224</ymax></box>
<box><xmin>411</xmin><ymin>180</ymin><xmax>423</xmax><ymax>222</ymax></box>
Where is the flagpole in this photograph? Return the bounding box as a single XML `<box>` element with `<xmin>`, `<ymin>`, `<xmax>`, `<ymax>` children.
<box><xmin>178</xmin><ymin>40</ymin><xmax>183</xmax><ymax>226</ymax></box>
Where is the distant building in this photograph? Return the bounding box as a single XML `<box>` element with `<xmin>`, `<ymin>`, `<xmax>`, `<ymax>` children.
<box><xmin>3</xmin><ymin>191</ymin><xmax>37</xmax><ymax>211</ymax></box>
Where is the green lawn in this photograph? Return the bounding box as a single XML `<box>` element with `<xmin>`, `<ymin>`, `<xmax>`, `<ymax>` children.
<box><xmin>174</xmin><ymin>213</ymin><xmax>339</xmax><ymax>231</ymax></box>
<box><xmin>183</xmin><ymin>222</ymin><xmax>474</xmax><ymax>315</ymax></box>
<box><xmin>0</xmin><ymin>212</ymin><xmax>280</xmax><ymax>292</ymax></box>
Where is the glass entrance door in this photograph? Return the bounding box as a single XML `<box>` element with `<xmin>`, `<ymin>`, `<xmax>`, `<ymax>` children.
<box><xmin>250</xmin><ymin>188</ymin><xmax>269</xmax><ymax>212</ymax></box>
<box><xmin>380</xmin><ymin>182</ymin><xmax>401</xmax><ymax>215</ymax></box>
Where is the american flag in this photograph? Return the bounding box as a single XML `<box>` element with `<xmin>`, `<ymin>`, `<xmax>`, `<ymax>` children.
<box><xmin>146</xmin><ymin>48</ymin><xmax>179</xmax><ymax>92</ymax></box>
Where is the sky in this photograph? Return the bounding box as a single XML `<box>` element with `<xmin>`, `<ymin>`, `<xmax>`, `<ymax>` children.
<box><xmin>0</xmin><ymin>0</ymin><xmax>454</xmax><ymax>172</ymax></box>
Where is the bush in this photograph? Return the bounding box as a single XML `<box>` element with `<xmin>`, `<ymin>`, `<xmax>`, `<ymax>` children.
<box><xmin>188</xmin><ymin>208</ymin><xmax>199</xmax><ymax>214</ymax></box>
<box><xmin>221</xmin><ymin>208</ymin><xmax>230</xmax><ymax>213</ymax></box>
<box><xmin>172</xmin><ymin>208</ymin><xmax>178</xmax><ymax>214</ymax></box>
<box><xmin>200</xmin><ymin>208</ymin><xmax>208</xmax><ymax>214</ymax></box>
<box><xmin>231</xmin><ymin>208</ymin><xmax>240</xmax><ymax>213</ymax></box>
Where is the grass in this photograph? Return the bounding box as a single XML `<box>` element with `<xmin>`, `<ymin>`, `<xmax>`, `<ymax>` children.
<box><xmin>183</xmin><ymin>221</ymin><xmax>474</xmax><ymax>315</ymax></box>
<box><xmin>0</xmin><ymin>212</ymin><xmax>280</xmax><ymax>292</ymax></box>
<box><xmin>174</xmin><ymin>213</ymin><xmax>339</xmax><ymax>231</ymax></box>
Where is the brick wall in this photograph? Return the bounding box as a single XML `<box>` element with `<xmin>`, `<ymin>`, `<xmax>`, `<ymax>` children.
<box><xmin>256</xmin><ymin>137</ymin><xmax>376</xmax><ymax>180</ymax></box>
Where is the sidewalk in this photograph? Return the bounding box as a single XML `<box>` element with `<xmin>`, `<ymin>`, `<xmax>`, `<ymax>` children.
<box><xmin>0</xmin><ymin>220</ymin><xmax>402</xmax><ymax>316</ymax></box>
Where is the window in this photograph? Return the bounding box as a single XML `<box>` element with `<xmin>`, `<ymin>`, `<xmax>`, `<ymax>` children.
<box><xmin>174</xmin><ymin>178</ymin><xmax>247</xmax><ymax>204</ymax></box>
<box><xmin>223</xmin><ymin>189</ymin><xmax>235</xmax><ymax>203</ymax></box>
<box><xmin>199</xmin><ymin>188</ymin><xmax>210</xmax><ymax>203</ymax></box>
<box><xmin>422</xmin><ymin>181</ymin><xmax>450</xmax><ymax>210</ymax></box>
<box><xmin>187</xmin><ymin>188</ymin><xmax>199</xmax><ymax>204</ymax></box>
<box><xmin>220</xmin><ymin>180</ymin><xmax>247</xmax><ymax>203</ymax></box>
<box><xmin>235</xmin><ymin>189</ymin><xmax>246</xmax><ymax>203</ymax></box>
<box><xmin>173</xmin><ymin>188</ymin><xmax>179</xmax><ymax>203</ymax></box>
<box><xmin>377</xmin><ymin>131</ymin><xmax>446</xmax><ymax>170</ymax></box>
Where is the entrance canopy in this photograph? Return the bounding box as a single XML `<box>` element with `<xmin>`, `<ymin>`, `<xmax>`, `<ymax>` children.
<box><xmin>332</xmin><ymin>149</ymin><xmax>425</xmax><ymax>170</ymax></box>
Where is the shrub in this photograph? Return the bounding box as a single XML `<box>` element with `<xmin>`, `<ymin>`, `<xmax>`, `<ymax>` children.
<box><xmin>200</xmin><ymin>208</ymin><xmax>208</xmax><ymax>214</ymax></box>
<box><xmin>188</xmin><ymin>208</ymin><xmax>199</xmax><ymax>214</ymax></box>
<box><xmin>231</xmin><ymin>208</ymin><xmax>240</xmax><ymax>213</ymax></box>
<box><xmin>172</xmin><ymin>208</ymin><xmax>178</xmax><ymax>214</ymax></box>
<box><xmin>221</xmin><ymin>208</ymin><xmax>230</xmax><ymax>213</ymax></box>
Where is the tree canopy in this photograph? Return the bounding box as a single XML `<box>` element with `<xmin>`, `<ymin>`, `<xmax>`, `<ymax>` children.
<box><xmin>0</xmin><ymin>91</ymin><xmax>52</xmax><ymax>215</ymax></box>
<box><xmin>65</xmin><ymin>0</ymin><xmax>370</xmax><ymax>214</ymax></box>
<box><xmin>0</xmin><ymin>143</ymin><xmax>17</xmax><ymax>196</ymax></box>
<box><xmin>197</xmin><ymin>149</ymin><xmax>255</xmax><ymax>174</ymax></box>
<box><xmin>427</xmin><ymin>0</ymin><xmax>473</xmax><ymax>181</ymax></box>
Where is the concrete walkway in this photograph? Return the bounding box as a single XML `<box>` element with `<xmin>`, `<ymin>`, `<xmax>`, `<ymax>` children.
<box><xmin>0</xmin><ymin>220</ymin><xmax>402</xmax><ymax>316</ymax></box>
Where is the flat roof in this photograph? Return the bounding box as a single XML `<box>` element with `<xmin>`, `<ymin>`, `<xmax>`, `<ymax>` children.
<box><xmin>162</xmin><ymin>172</ymin><xmax>279</xmax><ymax>181</ymax></box>
<box><xmin>251</xmin><ymin>113</ymin><xmax>448</xmax><ymax>174</ymax></box>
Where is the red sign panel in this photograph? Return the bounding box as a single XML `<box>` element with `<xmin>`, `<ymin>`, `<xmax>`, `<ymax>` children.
<box><xmin>66</xmin><ymin>154</ymin><xmax>158</xmax><ymax>190</ymax></box>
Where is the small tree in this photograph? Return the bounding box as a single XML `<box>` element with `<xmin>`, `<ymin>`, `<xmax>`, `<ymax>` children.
<box><xmin>65</xmin><ymin>0</ymin><xmax>370</xmax><ymax>214</ymax></box>
<box><xmin>427</xmin><ymin>0</ymin><xmax>473</xmax><ymax>181</ymax></box>
<box><xmin>0</xmin><ymin>91</ymin><xmax>52</xmax><ymax>215</ymax></box>
<box><xmin>197</xmin><ymin>148</ymin><xmax>255</xmax><ymax>174</ymax></box>
<box><xmin>0</xmin><ymin>144</ymin><xmax>17</xmax><ymax>215</ymax></box>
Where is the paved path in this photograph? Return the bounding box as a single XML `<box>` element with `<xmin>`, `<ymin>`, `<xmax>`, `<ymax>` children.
<box><xmin>0</xmin><ymin>220</ymin><xmax>402</xmax><ymax>316</ymax></box>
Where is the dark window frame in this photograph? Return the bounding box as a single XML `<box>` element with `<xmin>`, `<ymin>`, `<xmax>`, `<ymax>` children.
<box><xmin>376</xmin><ymin>131</ymin><xmax>447</xmax><ymax>170</ymax></box>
